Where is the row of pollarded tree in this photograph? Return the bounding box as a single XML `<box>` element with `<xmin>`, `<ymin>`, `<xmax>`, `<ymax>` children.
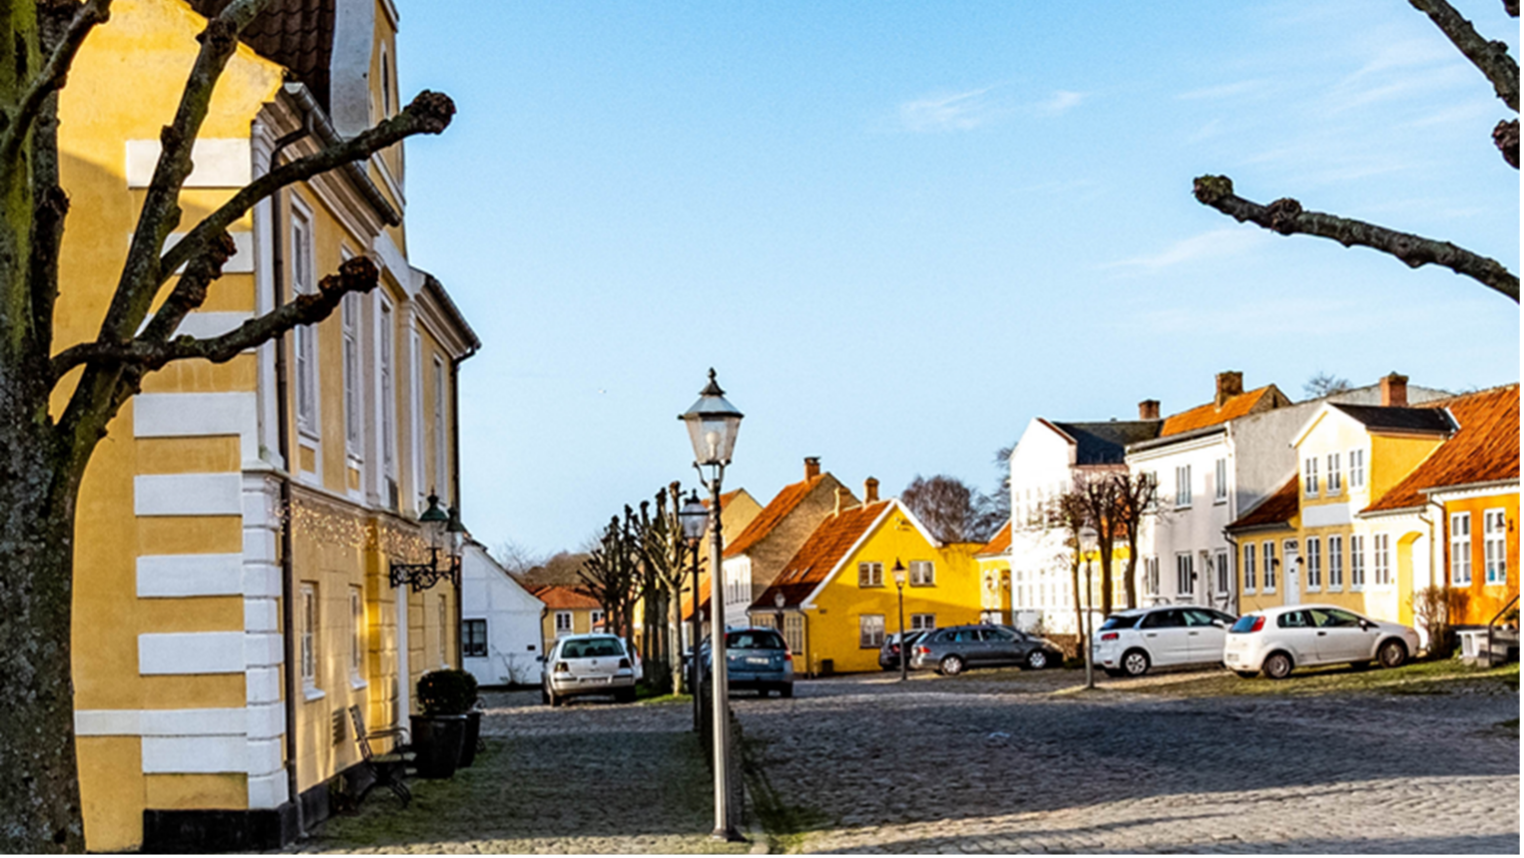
<box><xmin>1048</xmin><ymin>471</ymin><xmax>1160</xmax><ymax>643</ymax></box>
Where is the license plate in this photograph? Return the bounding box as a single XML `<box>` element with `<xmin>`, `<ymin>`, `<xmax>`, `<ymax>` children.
<box><xmin>746</xmin><ymin>657</ymin><xmax>770</xmax><ymax>665</ymax></box>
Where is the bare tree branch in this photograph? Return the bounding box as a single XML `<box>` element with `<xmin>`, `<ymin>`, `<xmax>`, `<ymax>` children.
<box><xmin>1495</xmin><ymin>118</ymin><xmax>1519</xmax><ymax>167</ymax></box>
<box><xmin>0</xmin><ymin>0</ymin><xmax>113</xmax><ymax>170</ymax></box>
<box><xmin>1505</xmin><ymin>0</ymin><xmax>1519</xmax><ymax>18</ymax></box>
<box><xmin>1193</xmin><ymin>175</ymin><xmax>1520</xmax><ymax>302</ymax></box>
<box><xmin>1409</xmin><ymin>0</ymin><xmax>1519</xmax><ymax>112</ymax></box>
<box><xmin>51</xmin><ymin>257</ymin><xmax>378</xmax><ymax>379</ymax></box>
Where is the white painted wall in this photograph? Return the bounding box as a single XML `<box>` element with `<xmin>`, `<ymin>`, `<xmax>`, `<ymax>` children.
<box><xmin>1007</xmin><ymin>419</ymin><xmax>1087</xmax><ymax>635</ymax></box>
<box><xmin>460</xmin><ymin>543</ymin><xmax>545</xmax><ymax>687</ymax></box>
<box><xmin>1128</xmin><ymin>432</ymin><xmax>1237</xmax><ymax>611</ymax></box>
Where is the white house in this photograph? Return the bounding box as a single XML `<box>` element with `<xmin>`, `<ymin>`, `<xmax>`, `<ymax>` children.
<box><xmin>460</xmin><ymin>542</ymin><xmax>546</xmax><ymax>687</ymax></box>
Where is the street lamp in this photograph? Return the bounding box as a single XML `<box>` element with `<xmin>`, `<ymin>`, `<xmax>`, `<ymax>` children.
<box><xmin>389</xmin><ymin>492</ymin><xmax>461</xmax><ymax>591</ymax></box>
<box><xmin>773</xmin><ymin>591</ymin><xmax>786</xmax><ymax>636</ymax></box>
<box><xmin>892</xmin><ymin>559</ymin><xmax>909</xmax><ymax>682</ymax></box>
<box><xmin>678</xmin><ymin>490</ymin><xmax>709</xmax><ymax>730</ymax></box>
<box><xmin>678</xmin><ymin>368</ymin><xmax>744</xmax><ymax>843</ymax></box>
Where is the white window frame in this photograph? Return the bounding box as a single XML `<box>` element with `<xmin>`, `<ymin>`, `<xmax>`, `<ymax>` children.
<box><xmin>300</xmin><ymin>583</ymin><xmax>319</xmax><ymax>694</ymax></box>
<box><xmin>554</xmin><ymin>611</ymin><xmax>573</xmax><ymax>636</ymax></box>
<box><xmin>1349</xmin><ymin>448</ymin><xmax>1366</xmax><ymax>489</ymax></box>
<box><xmin>1484</xmin><ymin>509</ymin><xmax>1508</xmax><ymax>585</ymax></box>
<box><xmin>1175</xmin><ymin>465</ymin><xmax>1192</xmax><ymax>508</ymax></box>
<box><xmin>410</xmin><ymin>325</ymin><xmax>424</xmax><ymax>510</ymax></box>
<box><xmin>1243</xmin><ymin>543</ymin><xmax>1257</xmax><ymax>593</ymax></box>
<box><xmin>1373</xmin><ymin>533</ymin><xmax>1391</xmax><ymax>586</ymax></box>
<box><xmin>1214</xmin><ymin>458</ymin><xmax>1228</xmax><ymax>503</ymax></box>
<box><xmin>1262</xmin><ymin>541</ymin><xmax>1277</xmax><ymax>592</ymax></box>
<box><xmin>1175</xmin><ymin>552</ymin><xmax>1194</xmax><ymax>595</ymax></box>
<box><xmin>589</xmin><ymin>609</ymin><xmax>605</xmax><ymax>630</ymax></box>
<box><xmin>342</xmin><ymin>290</ymin><xmax>362</xmax><ymax>461</ymax></box>
<box><xmin>1450</xmin><ymin>512</ymin><xmax>1472</xmax><ymax>586</ymax></box>
<box><xmin>1326</xmin><ymin>453</ymin><xmax>1342</xmax><ymax>494</ymax></box>
<box><xmin>859</xmin><ymin>614</ymin><xmax>885</xmax><ymax>649</ymax></box>
<box><xmin>378</xmin><ymin>296</ymin><xmax>397</xmax><ymax>479</ymax></box>
<box><xmin>433</xmin><ymin>355</ymin><xmax>447</xmax><ymax>499</ymax></box>
<box><xmin>1305</xmin><ymin>536</ymin><xmax>1322</xmax><ymax>591</ymax></box>
<box><xmin>909</xmin><ymin>560</ymin><xmax>935</xmax><ymax>586</ymax></box>
<box><xmin>1350</xmin><ymin>534</ymin><xmax>1366</xmax><ymax>591</ymax></box>
<box><xmin>858</xmin><ymin>562</ymin><xmax>883</xmax><ymax>588</ymax></box>
<box><xmin>1303</xmin><ymin>457</ymin><xmax>1319</xmax><ymax>497</ymax></box>
<box><xmin>349</xmin><ymin>586</ymin><xmax>365</xmax><ymax>684</ymax></box>
<box><xmin>291</xmin><ymin>201</ymin><xmax>319</xmax><ymax>441</ymax></box>
<box><xmin>1146</xmin><ymin>557</ymin><xmax>1160</xmax><ymax>596</ymax></box>
<box><xmin>1328</xmin><ymin>534</ymin><xmax>1343</xmax><ymax>591</ymax></box>
<box><xmin>910</xmin><ymin>613</ymin><xmax>936</xmax><ymax>631</ymax></box>
<box><xmin>1215</xmin><ymin>550</ymin><xmax>1230</xmax><ymax>594</ymax></box>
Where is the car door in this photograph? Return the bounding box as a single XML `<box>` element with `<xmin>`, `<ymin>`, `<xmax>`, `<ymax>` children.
<box><xmin>982</xmin><ymin>627</ymin><xmax>1024</xmax><ymax>666</ymax></box>
<box><xmin>1182</xmin><ymin>608</ymin><xmax>1228</xmax><ymax>665</ymax></box>
<box><xmin>1273</xmin><ymin>609</ymin><xmax>1320</xmax><ymax>664</ymax></box>
<box><xmin>1309</xmin><ymin>607</ymin><xmax>1373</xmax><ymax>662</ymax></box>
<box><xmin>1137</xmin><ymin>609</ymin><xmax>1190</xmax><ymax>666</ymax></box>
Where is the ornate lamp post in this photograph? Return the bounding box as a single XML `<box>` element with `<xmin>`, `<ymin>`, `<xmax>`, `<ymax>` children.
<box><xmin>892</xmin><ymin>559</ymin><xmax>909</xmax><ymax>682</ymax></box>
<box><xmin>389</xmin><ymin>493</ymin><xmax>461</xmax><ymax>591</ymax></box>
<box><xmin>678</xmin><ymin>490</ymin><xmax>709</xmax><ymax>731</ymax></box>
<box><xmin>679</xmin><ymin>368</ymin><xmax>744</xmax><ymax>843</ymax></box>
<box><xmin>772</xmin><ymin>591</ymin><xmax>786</xmax><ymax>635</ymax></box>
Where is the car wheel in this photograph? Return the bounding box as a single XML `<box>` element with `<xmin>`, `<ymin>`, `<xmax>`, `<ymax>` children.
<box><xmin>939</xmin><ymin>655</ymin><xmax>965</xmax><ymax>676</ymax></box>
<box><xmin>540</xmin><ymin>684</ymin><xmax>550</xmax><ymax>705</ymax></box>
<box><xmin>1233</xmin><ymin>670</ymin><xmax>1259</xmax><ymax>679</ymax></box>
<box><xmin>780</xmin><ymin>684</ymin><xmax>793</xmax><ymax>699</ymax></box>
<box><xmin>1262</xmin><ymin>651</ymin><xmax>1294</xmax><ymax>680</ymax></box>
<box><xmin>548</xmin><ymin>688</ymin><xmax>563</xmax><ymax>707</ymax></box>
<box><xmin>1026</xmin><ymin>650</ymin><xmax>1050</xmax><ymax>670</ymax></box>
<box><xmin>1121</xmin><ymin>649</ymin><xmax>1150</xmax><ymax>677</ymax></box>
<box><xmin>1377</xmin><ymin>639</ymin><xmax>1408</xmax><ymax>669</ymax></box>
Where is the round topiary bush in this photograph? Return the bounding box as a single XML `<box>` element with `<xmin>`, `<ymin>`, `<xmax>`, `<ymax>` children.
<box><xmin>417</xmin><ymin>669</ymin><xmax>478</xmax><ymax>716</ymax></box>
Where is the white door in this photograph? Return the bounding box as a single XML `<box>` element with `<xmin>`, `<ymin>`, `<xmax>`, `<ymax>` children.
<box><xmin>1282</xmin><ymin>540</ymin><xmax>1300</xmax><ymax>606</ymax></box>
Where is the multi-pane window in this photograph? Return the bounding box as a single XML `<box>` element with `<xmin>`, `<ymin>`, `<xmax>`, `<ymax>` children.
<box><xmin>1176</xmin><ymin>553</ymin><xmax>1194</xmax><ymax>595</ymax></box>
<box><xmin>1243</xmin><ymin>543</ymin><xmax>1257</xmax><ymax>592</ymax></box>
<box><xmin>783</xmin><ymin>614</ymin><xmax>804</xmax><ymax>656</ymax></box>
<box><xmin>342</xmin><ymin>292</ymin><xmax>362</xmax><ymax>457</ymax></box>
<box><xmin>1262</xmin><ymin>542</ymin><xmax>1277</xmax><ymax>591</ymax></box>
<box><xmin>1348</xmin><ymin>449</ymin><xmax>1365</xmax><ymax>488</ymax></box>
<box><xmin>350</xmin><ymin>587</ymin><xmax>365</xmax><ymax>679</ymax></box>
<box><xmin>910</xmin><ymin>614</ymin><xmax>936</xmax><ymax>631</ymax></box>
<box><xmin>1485</xmin><ymin>509</ymin><xmax>1508</xmax><ymax>584</ymax></box>
<box><xmin>1214</xmin><ymin>458</ymin><xmax>1228</xmax><ymax>502</ymax></box>
<box><xmin>433</xmin><ymin>357</ymin><xmax>447</xmax><ymax>498</ymax></box>
<box><xmin>379</xmin><ymin>299</ymin><xmax>396</xmax><ymax>477</ymax></box>
<box><xmin>1326</xmin><ymin>453</ymin><xmax>1342</xmax><ymax>493</ymax></box>
<box><xmin>1142</xmin><ymin>471</ymin><xmax>1159</xmax><ymax>511</ymax></box>
<box><xmin>1305</xmin><ymin>536</ymin><xmax>1322</xmax><ymax>589</ymax></box>
<box><xmin>1328</xmin><ymin>535</ymin><xmax>1344</xmax><ymax>589</ymax></box>
<box><xmin>462</xmin><ymin>619</ymin><xmax>487</xmax><ymax>658</ymax></box>
<box><xmin>590</xmin><ymin>609</ymin><xmax>605</xmax><ymax>629</ymax></box>
<box><xmin>1373</xmin><ymin>533</ymin><xmax>1391</xmax><ymax>585</ymax></box>
<box><xmin>1303</xmin><ymin>457</ymin><xmax>1319</xmax><ymax>496</ymax></box>
<box><xmin>437</xmin><ymin>597</ymin><xmax>448</xmax><ymax>666</ymax></box>
<box><xmin>859</xmin><ymin>614</ymin><xmax>885</xmax><ymax>648</ymax></box>
<box><xmin>1451</xmin><ymin>512</ymin><xmax>1472</xmax><ymax>585</ymax></box>
<box><xmin>1215</xmin><ymin>550</ymin><xmax>1230</xmax><ymax>594</ymax></box>
<box><xmin>1175</xmin><ymin>465</ymin><xmax>1192</xmax><ymax>507</ymax></box>
<box><xmin>858</xmin><ymin>562</ymin><xmax>884</xmax><ymax>587</ymax></box>
<box><xmin>1350</xmin><ymin>535</ymin><xmax>1366</xmax><ymax>589</ymax></box>
<box><xmin>1146</xmin><ymin>557</ymin><xmax>1160</xmax><ymax>596</ymax></box>
<box><xmin>909</xmin><ymin>560</ymin><xmax>935</xmax><ymax>586</ymax></box>
<box><xmin>554</xmin><ymin>611</ymin><xmax>573</xmax><ymax>635</ymax></box>
<box><xmin>300</xmin><ymin>584</ymin><xmax>317</xmax><ymax>690</ymax></box>
<box><xmin>292</xmin><ymin>208</ymin><xmax>318</xmax><ymax>437</ymax></box>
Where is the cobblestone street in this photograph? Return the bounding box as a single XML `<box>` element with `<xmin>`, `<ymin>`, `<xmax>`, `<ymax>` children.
<box><xmin>737</xmin><ymin>668</ymin><xmax>1520</xmax><ymax>853</ymax></box>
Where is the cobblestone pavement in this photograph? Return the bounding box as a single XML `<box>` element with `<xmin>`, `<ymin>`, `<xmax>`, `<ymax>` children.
<box><xmin>294</xmin><ymin>689</ymin><xmax>749</xmax><ymax>854</ymax></box>
<box><xmin>736</xmin><ymin>669</ymin><xmax>1520</xmax><ymax>853</ymax></box>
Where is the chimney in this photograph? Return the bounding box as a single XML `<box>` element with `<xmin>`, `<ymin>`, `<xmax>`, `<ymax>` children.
<box><xmin>1138</xmin><ymin>399</ymin><xmax>1160</xmax><ymax>420</ymax></box>
<box><xmin>804</xmin><ymin>457</ymin><xmax>821</xmax><ymax>480</ymax></box>
<box><xmin>1380</xmin><ymin>373</ymin><xmax>1409</xmax><ymax>408</ymax></box>
<box><xmin>1215</xmin><ymin>371</ymin><xmax>1244</xmax><ymax>407</ymax></box>
<box><xmin>864</xmin><ymin>477</ymin><xmax>880</xmax><ymax>503</ymax></box>
<box><xmin>834</xmin><ymin>486</ymin><xmax>847</xmax><ymax>516</ymax></box>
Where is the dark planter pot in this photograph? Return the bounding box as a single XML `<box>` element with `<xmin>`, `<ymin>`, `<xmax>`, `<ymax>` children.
<box><xmin>458</xmin><ymin>710</ymin><xmax>482</xmax><ymax>768</ymax></box>
<box><xmin>409</xmin><ymin>714</ymin><xmax>467</xmax><ymax>779</ymax></box>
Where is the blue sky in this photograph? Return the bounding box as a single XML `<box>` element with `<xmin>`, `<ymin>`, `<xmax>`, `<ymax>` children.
<box><xmin>396</xmin><ymin>1</ymin><xmax>1520</xmax><ymax>558</ymax></box>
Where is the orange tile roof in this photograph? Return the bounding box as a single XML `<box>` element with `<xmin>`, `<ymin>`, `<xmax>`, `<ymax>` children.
<box><xmin>1160</xmin><ymin>385</ymin><xmax>1287</xmax><ymax>436</ymax></box>
<box><xmin>754</xmin><ymin>500</ymin><xmax>892</xmax><ymax>609</ymax></box>
<box><xmin>1364</xmin><ymin>384</ymin><xmax>1520</xmax><ymax>513</ymax></box>
<box><xmin>723</xmin><ymin>474</ymin><xmax>827</xmax><ymax>558</ymax></box>
<box><xmin>532</xmin><ymin>585</ymin><xmax>602</xmax><ymax>611</ymax></box>
<box><xmin>976</xmin><ymin>520</ymin><xmax>1012</xmax><ymax>556</ymax></box>
<box><xmin>1227</xmin><ymin>476</ymin><xmax>1299</xmax><ymax>531</ymax></box>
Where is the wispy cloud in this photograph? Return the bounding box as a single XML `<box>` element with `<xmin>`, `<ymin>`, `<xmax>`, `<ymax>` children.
<box><xmin>899</xmin><ymin>87</ymin><xmax>1000</xmax><ymax>133</ymax></box>
<box><xmin>1177</xmin><ymin>79</ymin><xmax>1267</xmax><ymax>101</ymax></box>
<box><xmin>1134</xmin><ymin>297</ymin><xmax>1369</xmax><ymax>336</ymax></box>
<box><xmin>1037</xmin><ymin>90</ymin><xmax>1086</xmax><ymax>115</ymax></box>
<box><xmin>1103</xmin><ymin>228</ymin><xmax>1269</xmax><ymax>271</ymax></box>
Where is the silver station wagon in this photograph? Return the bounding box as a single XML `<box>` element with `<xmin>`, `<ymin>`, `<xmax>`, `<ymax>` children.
<box><xmin>541</xmin><ymin>633</ymin><xmax>637</xmax><ymax>706</ymax></box>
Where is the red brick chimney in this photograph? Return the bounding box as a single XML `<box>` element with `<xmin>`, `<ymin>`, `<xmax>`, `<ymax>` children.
<box><xmin>804</xmin><ymin>457</ymin><xmax>821</xmax><ymax>480</ymax></box>
<box><xmin>1139</xmin><ymin>399</ymin><xmax>1160</xmax><ymax>420</ymax></box>
<box><xmin>1380</xmin><ymin>373</ymin><xmax>1409</xmax><ymax>407</ymax></box>
<box><xmin>864</xmin><ymin>477</ymin><xmax>880</xmax><ymax>503</ymax></box>
<box><xmin>1215</xmin><ymin>371</ymin><xmax>1244</xmax><ymax>407</ymax></box>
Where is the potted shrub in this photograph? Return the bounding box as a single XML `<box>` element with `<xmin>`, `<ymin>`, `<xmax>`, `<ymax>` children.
<box><xmin>411</xmin><ymin>669</ymin><xmax>477</xmax><ymax>778</ymax></box>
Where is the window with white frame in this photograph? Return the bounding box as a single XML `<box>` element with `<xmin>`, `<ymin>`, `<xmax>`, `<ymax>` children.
<box><xmin>438</xmin><ymin>597</ymin><xmax>448</xmax><ymax>666</ymax></box>
<box><xmin>291</xmin><ymin>207</ymin><xmax>318</xmax><ymax>437</ymax></box>
<box><xmin>1262</xmin><ymin>541</ymin><xmax>1277</xmax><ymax>591</ymax></box>
<box><xmin>1305</xmin><ymin>536</ymin><xmax>1321</xmax><ymax>590</ymax></box>
<box><xmin>910</xmin><ymin>613</ymin><xmax>936</xmax><ymax>631</ymax></box>
<box><xmin>410</xmin><ymin>328</ymin><xmax>423</xmax><ymax>507</ymax></box>
<box><xmin>1175</xmin><ymin>465</ymin><xmax>1192</xmax><ymax>507</ymax></box>
<box><xmin>1214</xmin><ymin>458</ymin><xmax>1228</xmax><ymax>502</ymax></box>
<box><xmin>1350</xmin><ymin>534</ymin><xmax>1366</xmax><ymax>589</ymax></box>
<box><xmin>1216</xmin><ymin>550</ymin><xmax>1230</xmax><ymax>594</ymax></box>
<box><xmin>590</xmin><ymin>609</ymin><xmax>605</xmax><ymax>629</ymax></box>
<box><xmin>350</xmin><ymin>586</ymin><xmax>365</xmax><ymax>680</ymax></box>
<box><xmin>1451</xmin><ymin>512</ymin><xmax>1472</xmax><ymax>585</ymax></box>
<box><xmin>433</xmin><ymin>356</ymin><xmax>447</xmax><ymax>498</ymax></box>
<box><xmin>342</xmin><ymin>292</ymin><xmax>362</xmax><ymax>459</ymax></box>
<box><xmin>1243</xmin><ymin>543</ymin><xmax>1257</xmax><ymax>592</ymax></box>
<box><xmin>1143</xmin><ymin>471</ymin><xmax>1159</xmax><ymax>511</ymax></box>
<box><xmin>909</xmin><ymin>560</ymin><xmax>934</xmax><ymax>586</ymax></box>
<box><xmin>1146</xmin><ymin>557</ymin><xmax>1160</xmax><ymax>596</ymax></box>
<box><xmin>858</xmin><ymin>562</ymin><xmax>883</xmax><ymax>587</ymax></box>
<box><xmin>1373</xmin><ymin>533</ymin><xmax>1391</xmax><ymax>585</ymax></box>
<box><xmin>462</xmin><ymin>619</ymin><xmax>487</xmax><ymax>658</ymax></box>
<box><xmin>1303</xmin><ymin>457</ymin><xmax>1319</xmax><ymax>496</ymax></box>
<box><xmin>554</xmin><ymin>611</ymin><xmax>573</xmax><ymax>636</ymax></box>
<box><xmin>1326</xmin><ymin>453</ymin><xmax>1342</xmax><ymax>494</ymax></box>
<box><xmin>1176</xmin><ymin>553</ymin><xmax>1194</xmax><ymax>594</ymax></box>
<box><xmin>1484</xmin><ymin>509</ymin><xmax>1508</xmax><ymax>584</ymax></box>
<box><xmin>1349</xmin><ymin>449</ymin><xmax>1365</xmax><ymax>488</ymax></box>
<box><xmin>1328</xmin><ymin>535</ymin><xmax>1343</xmax><ymax>590</ymax></box>
<box><xmin>783</xmin><ymin>614</ymin><xmax>803</xmax><ymax>655</ymax></box>
<box><xmin>379</xmin><ymin>298</ymin><xmax>396</xmax><ymax>477</ymax></box>
<box><xmin>859</xmin><ymin>614</ymin><xmax>885</xmax><ymax>648</ymax></box>
<box><xmin>300</xmin><ymin>583</ymin><xmax>317</xmax><ymax>690</ymax></box>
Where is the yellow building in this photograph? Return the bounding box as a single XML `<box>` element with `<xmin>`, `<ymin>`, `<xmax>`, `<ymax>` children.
<box><xmin>532</xmin><ymin>585</ymin><xmax>606</xmax><ymax>653</ymax></box>
<box><xmin>60</xmin><ymin>1</ymin><xmax>477</xmax><ymax>850</ymax></box>
<box><xmin>749</xmin><ymin>497</ymin><xmax>982</xmax><ymax>674</ymax></box>
<box><xmin>977</xmin><ymin>521</ymin><xmax>1013</xmax><ymax>625</ymax></box>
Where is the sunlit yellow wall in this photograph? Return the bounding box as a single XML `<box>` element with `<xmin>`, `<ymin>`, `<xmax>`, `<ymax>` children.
<box><xmin>978</xmin><ymin>555</ymin><xmax>1011</xmax><ymax>621</ymax></box>
<box><xmin>1441</xmin><ymin>493</ymin><xmax>1520</xmax><ymax>625</ymax></box>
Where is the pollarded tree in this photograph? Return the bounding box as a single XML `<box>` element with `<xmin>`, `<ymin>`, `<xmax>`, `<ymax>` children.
<box><xmin>901</xmin><ymin>473</ymin><xmax>1004</xmax><ymax>544</ymax></box>
<box><xmin>1195</xmin><ymin>0</ymin><xmax>1519</xmax><ymax>302</ymax></box>
<box><xmin>0</xmin><ymin>1</ymin><xmax>453</xmax><ymax>851</ymax></box>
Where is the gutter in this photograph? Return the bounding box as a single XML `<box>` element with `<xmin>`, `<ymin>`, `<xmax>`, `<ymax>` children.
<box><xmin>449</xmin><ymin>339</ymin><xmax>479</xmax><ymax>669</ymax></box>
<box><xmin>281</xmin><ymin>83</ymin><xmax>401</xmax><ymax>228</ymax></box>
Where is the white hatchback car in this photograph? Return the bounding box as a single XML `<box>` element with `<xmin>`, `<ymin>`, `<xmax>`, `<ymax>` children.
<box><xmin>541</xmin><ymin>633</ymin><xmax>637</xmax><ymax>706</ymax></box>
<box><xmin>1223</xmin><ymin>604</ymin><xmax>1420</xmax><ymax>680</ymax></box>
<box><xmin>1094</xmin><ymin>605</ymin><xmax>1237</xmax><ymax>677</ymax></box>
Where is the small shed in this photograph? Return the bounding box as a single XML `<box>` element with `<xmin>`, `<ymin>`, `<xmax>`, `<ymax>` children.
<box><xmin>460</xmin><ymin>541</ymin><xmax>546</xmax><ymax>687</ymax></box>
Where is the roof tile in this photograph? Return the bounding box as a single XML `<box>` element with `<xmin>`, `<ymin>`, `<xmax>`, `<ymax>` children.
<box><xmin>976</xmin><ymin>521</ymin><xmax>1012</xmax><ymax>556</ymax></box>
<box><xmin>1227</xmin><ymin>476</ymin><xmax>1300</xmax><ymax>530</ymax></box>
<box><xmin>753</xmin><ymin>500</ymin><xmax>892</xmax><ymax>609</ymax></box>
<box><xmin>1160</xmin><ymin>386</ymin><xmax>1286</xmax><ymax>436</ymax></box>
<box><xmin>723</xmin><ymin>475</ymin><xmax>829</xmax><ymax>558</ymax></box>
<box><xmin>1364</xmin><ymin>384</ymin><xmax>1519</xmax><ymax>513</ymax></box>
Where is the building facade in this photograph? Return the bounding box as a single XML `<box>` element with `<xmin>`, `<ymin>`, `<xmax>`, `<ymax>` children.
<box><xmin>461</xmin><ymin>543</ymin><xmax>546</xmax><ymax>688</ymax></box>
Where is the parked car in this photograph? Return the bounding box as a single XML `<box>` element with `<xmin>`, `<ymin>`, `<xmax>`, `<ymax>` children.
<box><xmin>541</xmin><ymin>634</ymin><xmax>637</xmax><ymax>706</ymax></box>
<box><xmin>910</xmin><ymin>624</ymin><xmax>1063</xmax><ymax>675</ymax></box>
<box><xmin>699</xmin><ymin>628</ymin><xmax>794</xmax><ymax>697</ymax></box>
<box><xmin>1224</xmin><ymin>604</ymin><xmax>1419</xmax><ymax>680</ymax></box>
<box><xmin>879</xmin><ymin>630</ymin><xmax>929</xmax><ymax>671</ymax></box>
<box><xmin>1094</xmin><ymin>605</ymin><xmax>1238</xmax><ymax>677</ymax></box>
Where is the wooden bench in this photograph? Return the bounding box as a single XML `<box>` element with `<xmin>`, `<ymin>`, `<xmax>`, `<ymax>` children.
<box><xmin>348</xmin><ymin>705</ymin><xmax>413</xmax><ymax>808</ymax></box>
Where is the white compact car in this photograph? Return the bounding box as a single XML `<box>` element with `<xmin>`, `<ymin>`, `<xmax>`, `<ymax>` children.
<box><xmin>1223</xmin><ymin>604</ymin><xmax>1419</xmax><ymax>680</ymax></box>
<box><xmin>1094</xmin><ymin>605</ymin><xmax>1238</xmax><ymax>677</ymax></box>
<box><xmin>541</xmin><ymin>633</ymin><xmax>638</xmax><ymax>706</ymax></box>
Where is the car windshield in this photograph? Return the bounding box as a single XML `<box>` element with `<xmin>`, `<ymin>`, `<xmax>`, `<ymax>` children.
<box><xmin>1100</xmin><ymin>614</ymin><xmax>1141</xmax><ymax>631</ymax></box>
<box><xmin>727</xmin><ymin>630</ymin><xmax>786</xmax><ymax>650</ymax></box>
<box><xmin>1230</xmin><ymin>615</ymin><xmax>1261</xmax><ymax>633</ymax></box>
<box><xmin>561</xmin><ymin>638</ymin><xmax>624</xmax><ymax>659</ymax></box>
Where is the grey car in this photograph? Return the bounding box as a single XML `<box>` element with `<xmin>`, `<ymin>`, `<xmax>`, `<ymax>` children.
<box><xmin>909</xmin><ymin>624</ymin><xmax>1063</xmax><ymax>675</ymax></box>
<box><xmin>879</xmin><ymin>630</ymin><xmax>928</xmax><ymax>670</ymax></box>
<box><xmin>699</xmin><ymin>628</ymin><xmax>794</xmax><ymax>697</ymax></box>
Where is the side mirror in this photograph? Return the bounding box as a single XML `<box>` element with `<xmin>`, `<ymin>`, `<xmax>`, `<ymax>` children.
<box><xmin>1359</xmin><ymin>620</ymin><xmax>1374</xmax><ymax>631</ymax></box>
<box><xmin>1212</xmin><ymin>619</ymin><xmax>1228</xmax><ymax>628</ymax></box>
<box><xmin>535</xmin><ymin>655</ymin><xmax>546</xmax><ymax>663</ymax></box>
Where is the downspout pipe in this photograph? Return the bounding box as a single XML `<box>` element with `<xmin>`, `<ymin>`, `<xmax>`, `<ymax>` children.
<box><xmin>449</xmin><ymin>343</ymin><xmax>478</xmax><ymax>669</ymax></box>
<box><xmin>282</xmin><ymin>83</ymin><xmax>401</xmax><ymax>227</ymax></box>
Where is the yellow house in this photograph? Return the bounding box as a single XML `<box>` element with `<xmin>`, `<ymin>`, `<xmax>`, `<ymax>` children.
<box><xmin>977</xmin><ymin>520</ymin><xmax>1013</xmax><ymax>625</ymax></box>
<box><xmin>532</xmin><ymin>585</ymin><xmax>606</xmax><ymax>653</ymax></box>
<box><xmin>749</xmin><ymin>497</ymin><xmax>982</xmax><ymax>674</ymax></box>
<box><xmin>60</xmin><ymin>1</ymin><xmax>477</xmax><ymax>850</ymax></box>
